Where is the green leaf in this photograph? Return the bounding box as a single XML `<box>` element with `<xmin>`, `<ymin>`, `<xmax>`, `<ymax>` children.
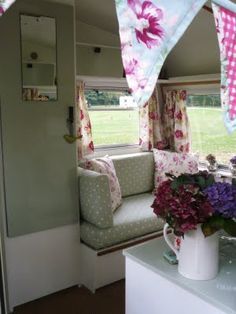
<box><xmin>202</xmin><ymin>216</ymin><xmax>225</xmax><ymax>237</ymax></box>
<box><xmin>196</xmin><ymin>176</ymin><xmax>205</xmax><ymax>189</ymax></box>
<box><xmin>170</xmin><ymin>180</ymin><xmax>179</xmax><ymax>190</ymax></box>
<box><xmin>201</xmin><ymin>223</ymin><xmax>216</xmax><ymax>237</ymax></box>
<box><xmin>210</xmin><ymin>215</ymin><xmax>225</xmax><ymax>229</ymax></box>
<box><xmin>223</xmin><ymin>219</ymin><xmax>236</xmax><ymax>237</ymax></box>
<box><xmin>205</xmin><ymin>175</ymin><xmax>215</xmax><ymax>187</ymax></box>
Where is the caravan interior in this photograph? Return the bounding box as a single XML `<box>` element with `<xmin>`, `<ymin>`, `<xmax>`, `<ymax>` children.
<box><xmin>0</xmin><ymin>0</ymin><xmax>236</xmax><ymax>313</ymax></box>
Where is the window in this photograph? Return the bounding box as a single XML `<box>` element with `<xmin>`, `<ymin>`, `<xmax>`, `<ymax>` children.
<box><xmin>187</xmin><ymin>94</ymin><xmax>236</xmax><ymax>164</ymax></box>
<box><xmin>85</xmin><ymin>89</ymin><xmax>139</xmax><ymax>147</ymax></box>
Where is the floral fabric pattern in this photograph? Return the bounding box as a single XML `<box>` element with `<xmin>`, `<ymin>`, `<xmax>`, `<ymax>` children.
<box><xmin>153</xmin><ymin>149</ymin><xmax>199</xmax><ymax>188</ymax></box>
<box><xmin>84</xmin><ymin>157</ymin><xmax>122</xmax><ymax>212</ymax></box>
<box><xmin>76</xmin><ymin>81</ymin><xmax>94</xmax><ymax>159</ymax></box>
<box><xmin>163</xmin><ymin>90</ymin><xmax>191</xmax><ymax>153</ymax></box>
<box><xmin>128</xmin><ymin>0</ymin><xmax>164</xmax><ymax>49</ymax></box>
<box><xmin>115</xmin><ymin>0</ymin><xmax>206</xmax><ymax>107</ymax></box>
<box><xmin>0</xmin><ymin>0</ymin><xmax>15</xmax><ymax>16</ymax></box>
<box><xmin>139</xmin><ymin>87</ymin><xmax>166</xmax><ymax>151</ymax></box>
<box><xmin>213</xmin><ymin>3</ymin><xmax>236</xmax><ymax>133</ymax></box>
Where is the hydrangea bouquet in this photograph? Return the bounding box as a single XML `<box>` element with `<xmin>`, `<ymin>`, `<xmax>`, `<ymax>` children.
<box><xmin>152</xmin><ymin>171</ymin><xmax>236</xmax><ymax>237</ymax></box>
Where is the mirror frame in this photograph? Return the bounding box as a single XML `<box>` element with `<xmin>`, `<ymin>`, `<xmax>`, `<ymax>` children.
<box><xmin>20</xmin><ymin>14</ymin><xmax>58</xmax><ymax>102</ymax></box>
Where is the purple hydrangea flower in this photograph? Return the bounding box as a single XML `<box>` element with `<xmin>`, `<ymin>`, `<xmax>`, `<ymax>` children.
<box><xmin>204</xmin><ymin>182</ymin><xmax>236</xmax><ymax>219</ymax></box>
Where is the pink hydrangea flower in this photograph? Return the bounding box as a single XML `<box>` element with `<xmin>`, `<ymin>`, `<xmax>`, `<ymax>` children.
<box><xmin>152</xmin><ymin>179</ymin><xmax>214</xmax><ymax>236</ymax></box>
<box><xmin>128</xmin><ymin>0</ymin><xmax>164</xmax><ymax>48</ymax></box>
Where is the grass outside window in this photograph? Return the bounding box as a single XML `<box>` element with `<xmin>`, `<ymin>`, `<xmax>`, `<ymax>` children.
<box><xmin>187</xmin><ymin>94</ymin><xmax>236</xmax><ymax>164</ymax></box>
<box><xmin>86</xmin><ymin>89</ymin><xmax>139</xmax><ymax>147</ymax></box>
<box><xmin>89</xmin><ymin>109</ymin><xmax>139</xmax><ymax>146</ymax></box>
<box><xmin>86</xmin><ymin>90</ymin><xmax>236</xmax><ymax>164</ymax></box>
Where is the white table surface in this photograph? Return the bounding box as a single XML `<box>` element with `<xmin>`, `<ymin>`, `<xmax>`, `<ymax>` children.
<box><xmin>124</xmin><ymin>237</ymin><xmax>236</xmax><ymax>314</ymax></box>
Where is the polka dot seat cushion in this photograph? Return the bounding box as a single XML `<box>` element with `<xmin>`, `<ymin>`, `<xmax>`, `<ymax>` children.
<box><xmin>80</xmin><ymin>193</ymin><xmax>164</xmax><ymax>250</ymax></box>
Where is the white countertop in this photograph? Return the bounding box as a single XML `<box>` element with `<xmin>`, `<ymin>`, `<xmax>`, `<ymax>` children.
<box><xmin>124</xmin><ymin>237</ymin><xmax>236</xmax><ymax>314</ymax></box>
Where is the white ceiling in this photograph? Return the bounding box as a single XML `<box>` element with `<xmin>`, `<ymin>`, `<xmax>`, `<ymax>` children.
<box><xmin>164</xmin><ymin>8</ymin><xmax>219</xmax><ymax>77</ymax></box>
<box><xmin>75</xmin><ymin>0</ymin><xmax>236</xmax><ymax>77</ymax></box>
<box><xmin>75</xmin><ymin>0</ymin><xmax>118</xmax><ymax>34</ymax></box>
<box><xmin>75</xmin><ymin>0</ymin><xmax>226</xmax><ymax>36</ymax></box>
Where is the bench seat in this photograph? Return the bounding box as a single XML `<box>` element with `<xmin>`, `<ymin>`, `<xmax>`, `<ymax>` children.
<box><xmin>80</xmin><ymin>193</ymin><xmax>163</xmax><ymax>250</ymax></box>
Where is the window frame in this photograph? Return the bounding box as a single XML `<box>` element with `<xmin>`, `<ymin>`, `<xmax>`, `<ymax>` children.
<box><xmin>81</xmin><ymin>76</ymin><xmax>141</xmax><ymax>154</ymax></box>
<box><xmin>161</xmin><ymin>76</ymin><xmax>235</xmax><ymax>167</ymax></box>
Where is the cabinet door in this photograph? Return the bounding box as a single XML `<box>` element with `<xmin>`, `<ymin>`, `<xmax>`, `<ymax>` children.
<box><xmin>0</xmin><ymin>1</ymin><xmax>78</xmax><ymax>236</ymax></box>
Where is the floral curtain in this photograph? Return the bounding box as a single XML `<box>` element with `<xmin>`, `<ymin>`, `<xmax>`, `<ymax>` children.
<box><xmin>0</xmin><ymin>0</ymin><xmax>15</xmax><ymax>16</ymax></box>
<box><xmin>139</xmin><ymin>87</ymin><xmax>166</xmax><ymax>151</ymax></box>
<box><xmin>163</xmin><ymin>90</ymin><xmax>191</xmax><ymax>153</ymax></box>
<box><xmin>115</xmin><ymin>0</ymin><xmax>207</xmax><ymax>107</ymax></box>
<box><xmin>213</xmin><ymin>2</ymin><xmax>236</xmax><ymax>133</ymax></box>
<box><xmin>76</xmin><ymin>81</ymin><xmax>94</xmax><ymax>159</ymax></box>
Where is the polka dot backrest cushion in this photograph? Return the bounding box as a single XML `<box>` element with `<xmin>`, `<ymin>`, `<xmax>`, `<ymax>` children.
<box><xmin>84</xmin><ymin>156</ymin><xmax>122</xmax><ymax>212</ymax></box>
<box><xmin>153</xmin><ymin>149</ymin><xmax>199</xmax><ymax>189</ymax></box>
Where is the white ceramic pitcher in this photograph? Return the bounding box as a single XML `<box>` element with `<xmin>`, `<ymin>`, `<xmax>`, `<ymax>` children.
<box><xmin>163</xmin><ymin>223</ymin><xmax>219</xmax><ymax>280</ymax></box>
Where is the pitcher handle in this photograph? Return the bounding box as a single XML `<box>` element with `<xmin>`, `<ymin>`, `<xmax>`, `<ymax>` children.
<box><xmin>163</xmin><ymin>223</ymin><xmax>180</xmax><ymax>260</ymax></box>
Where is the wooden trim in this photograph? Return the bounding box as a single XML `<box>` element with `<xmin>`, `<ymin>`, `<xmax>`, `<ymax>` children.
<box><xmin>203</xmin><ymin>5</ymin><xmax>213</xmax><ymax>14</ymax></box>
<box><xmin>161</xmin><ymin>79</ymin><xmax>220</xmax><ymax>88</ymax></box>
<box><xmin>97</xmin><ymin>231</ymin><xmax>165</xmax><ymax>256</ymax></box>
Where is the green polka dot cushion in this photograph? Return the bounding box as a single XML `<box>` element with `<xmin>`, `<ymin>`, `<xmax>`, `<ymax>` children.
<box><xmin>112</xmin><ymin>152</ymin><xmax>154</xmax><ymax>197</ymax></box>
<box><xmin>83</xmin><ymin>157</ymin><xmax>122</xmax><ymax>212</ymax></box>
<box><xmin>80</xmin><ymin>193</ymin><xmax>164</xmax><ymax>250</ymax></box>
<box><xmin>79</xmin><ymin>168</ymin><xmax>114</xmax><ymax>229</ymax></box>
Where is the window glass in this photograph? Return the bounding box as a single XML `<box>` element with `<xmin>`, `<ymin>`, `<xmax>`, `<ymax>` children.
<box><xmin>187</xmin><ymin>95</ymin><xmax>236</xmax><ymax>164</ymax></box>
<box><xmin>85</xmin><ymin>90</ymin><xmax>139</xmax><ymax>147</ymax></box>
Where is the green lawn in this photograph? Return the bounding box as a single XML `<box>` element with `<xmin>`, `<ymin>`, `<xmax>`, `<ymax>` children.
<box><xmin>89</xmin><ymin>107</ymin><xmax>236</xmax><ymax>163</ymax></box>
<box><xmin>188</xmin><ymin>107</ymin><xmax>236</xmax><ymax>163</ymax></box>
<box><xmin>89</xmin><ymin>110</ymin><xmax>139</xmax><ymax>146</ymax></box>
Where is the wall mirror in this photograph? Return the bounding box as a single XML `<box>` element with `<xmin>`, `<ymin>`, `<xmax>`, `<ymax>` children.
<box><xmin>20</xmin><ymin>14</ymin><xmax>57</xmax><ymax>101</ymax></box>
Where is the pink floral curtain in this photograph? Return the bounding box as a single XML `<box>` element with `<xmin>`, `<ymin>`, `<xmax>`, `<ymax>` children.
<box><xmin>163</xmin><ymin>90</ymin><xmax>191</xmax><ymax>153</ymax></box>
<box><xmin>139</xmin><ymin>87</ymin><xmax>166</xmax><ymax>151</ymax></box>
<box><xmin>76</xmin><ymin>81</ymin><xmax>94</xmax><ymax>159</ymax></box>
<box><xmin>0</xmin><ymin>0</ymin><xmax>15</xmax><ymax>16</ymax></box>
